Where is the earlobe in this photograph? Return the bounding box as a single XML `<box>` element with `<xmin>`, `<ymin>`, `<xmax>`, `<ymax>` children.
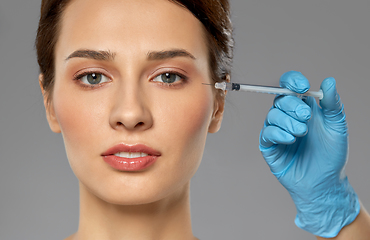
<box><xmin>208</xmin><ymin>93</ymin><xmax>227</xmax><ymax>134</ymax></box>
<box><xmin>39</xmin><ymin>74</ymin><xmax>61</xmax><ymax>133</ymax></box>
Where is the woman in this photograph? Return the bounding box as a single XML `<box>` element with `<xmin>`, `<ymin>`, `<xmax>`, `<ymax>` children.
<box><xmin>35</xmin><ymin>0</ymin><xmax>370</xmax><ymax>239</ymax></box>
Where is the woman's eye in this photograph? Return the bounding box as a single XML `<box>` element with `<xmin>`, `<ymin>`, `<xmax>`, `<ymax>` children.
<box><xmin>79</xmin><ymin>73</ymin><xmax>109</xmax><ymax>85</ymax></box>
<box><xmin>153</xmin><ymin>72</ymin><xmax>183</xmax><ymax>84</ymax></box>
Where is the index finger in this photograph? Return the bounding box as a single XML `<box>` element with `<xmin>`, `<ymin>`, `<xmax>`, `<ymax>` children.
<box><xmin>280</xmin><ymin>71</ymin><xmax>310</xmax><ymax>94</ymax></box>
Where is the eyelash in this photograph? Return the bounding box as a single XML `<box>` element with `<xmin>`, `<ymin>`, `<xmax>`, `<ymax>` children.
<box><xmin>72</xmin><ymin>70</ymin><xmax>188</xmax><ymax>89</ymax></box>
<box><xmin>73</xmin><ymin>70</ymin><xmax>110</xmax><ymax>89</ymax></box>
<box><xmin>151</xmin><ymin>70</ymin><xmax>188</xmax><ymax>88</ymax></box>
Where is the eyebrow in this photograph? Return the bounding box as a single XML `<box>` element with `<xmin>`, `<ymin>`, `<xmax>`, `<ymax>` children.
<box><xmin>147</xmin><ymin>49</ymin><xmax>196</xmax><ymax>61</ymax></box>
<box><xmin>65</xmin><ymin>48</ymin><xmax>196</xmax><ymax>62</ymax></box>
<box><xmin>65</xmin><ymin>49</ymin><xmax>116</xmax><ymax>61</ymax></box>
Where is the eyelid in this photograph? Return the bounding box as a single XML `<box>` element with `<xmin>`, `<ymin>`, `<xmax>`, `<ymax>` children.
<box><xmin>149</xmin><ymin>69</ymin><xmax>189</xmax><ymax>90</ymax></box>
<box><xmin>149</xmin><ymin>67</ymin><xmax>188</xmax><ymax>78</ymax></box>
<box><xmin>72</xmin><ymin>67</ymin><xmax>113</xmax><ymax>81</ymax></box>
<box><xmin>150</xmin><ymin>67</ymin><xmax>188</xmax><ymax>81</ymax></box>
<box><xmin>72</xmin><ymin>68</ymin><xmax>113</xmax><ymax>90</ymax></box>
<box><xmin>150</xmin><ymin>70</ymin><xmax>188</xmax><ymax>84</ymax></box>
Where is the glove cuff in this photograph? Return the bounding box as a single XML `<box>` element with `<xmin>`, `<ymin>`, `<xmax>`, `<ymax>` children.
<box><xmin>294</xmin><ymin>177</ymin><xmax>360</xmax><ymax>238</ymax></box>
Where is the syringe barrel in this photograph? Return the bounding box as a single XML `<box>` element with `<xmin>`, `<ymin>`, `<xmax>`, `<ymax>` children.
<box><xmin>214</xmin><ymin>81</ymin><xmax>324</xmax><ymax>99</ymax></box>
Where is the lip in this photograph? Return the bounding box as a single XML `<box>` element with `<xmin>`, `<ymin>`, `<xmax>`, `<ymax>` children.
<box><xmin>101</xmin><ymin>144</ymin><xmax>161</xmax><ymax>171</ymax></box>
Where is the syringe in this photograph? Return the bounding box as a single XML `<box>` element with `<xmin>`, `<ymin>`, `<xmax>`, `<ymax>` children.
<box><xmin>214</xmin><ymin>82</ymin><xmax>323</xmax><ymax>99</ymax></box>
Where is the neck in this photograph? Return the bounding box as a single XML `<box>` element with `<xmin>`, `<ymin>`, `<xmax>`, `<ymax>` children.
<box><xmin>73</xmin><ymin>181</ymin><xmax>196</xmax><ymax>240</ymax></box>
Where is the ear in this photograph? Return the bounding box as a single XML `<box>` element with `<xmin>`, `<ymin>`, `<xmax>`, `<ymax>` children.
<box><xmin>208</xmin><ymin>75</ymin><xmax>229</xmax><ymax>133</ymax></box>
<box><xmin>39</xmin><ymin>74</ymin><xmax>61</xmax><ymax>133</ymax></box>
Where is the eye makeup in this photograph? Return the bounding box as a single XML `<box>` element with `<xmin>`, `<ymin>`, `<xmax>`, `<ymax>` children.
<box><xmin>66</xmin><ymin>52</ymin><xmax>196</xmax><ymax>91</ymax></box>
<box><xmin>148</xmin><ymin>65</ymin><xmax>191</xmax><ymax>88</ymax></box>
<box><xmin>72</xmin><ymin>70</ymin><xmax>112</xmax><ymax>90</ymax></box>
<box><xmin>151</xmin><ymin>70</ymin><xmax>189</xmax><ymax>88</ymax></box>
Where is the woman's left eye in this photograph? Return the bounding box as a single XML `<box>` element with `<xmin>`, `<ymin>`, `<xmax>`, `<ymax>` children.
<box><xmin>152</xmin><ymin>72</ymin><xmax>183</xmax><ymax>84</ymax></box>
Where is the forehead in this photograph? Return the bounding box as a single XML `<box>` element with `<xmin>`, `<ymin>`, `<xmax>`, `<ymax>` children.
<box><xmin>57</xmin><ymin>0</ymin><xmax>208</xmax><ymax>60</ymax></box>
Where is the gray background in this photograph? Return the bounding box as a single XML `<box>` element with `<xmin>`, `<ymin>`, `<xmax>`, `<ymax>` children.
<box><xmin>0</xmin><ymin>0</ymin><xmax>369</xmax><ymax>239</ymax></box>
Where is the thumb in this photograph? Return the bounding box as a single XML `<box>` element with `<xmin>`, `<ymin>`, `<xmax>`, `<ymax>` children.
<box><xmin>320</xmin><ymin>77</ymin><xmax>345</xmax><ymax>122</ymax></box>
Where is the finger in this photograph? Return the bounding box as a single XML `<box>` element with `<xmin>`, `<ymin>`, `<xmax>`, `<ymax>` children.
<box><xmin>319</xmin><ymin>77</ymin><xmax>345</xmax><ymax>122</ymax></box>
<box><xmin>280</xmin><ymin>71</ymin><xmax>310</xmax><ymax>93</ymax></box>
<box><xmin>259</xmin><ymin>125</ymin><xmax>296</xmax><ymax>148</ymax></box>
<box><xmin>274</xmin><ymin>95</ymin><xmax>312</xmax><ymax>122</ymax></box>
<box><xmin>266</xmin><ymin>108</ymin><xmax>308</xmax><ymax>137</ymax></box>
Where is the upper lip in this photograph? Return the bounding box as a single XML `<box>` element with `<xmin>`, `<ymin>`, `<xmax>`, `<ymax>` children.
<box><xmin>101</xmin><ymin>143</ymin><xmax>161</xmax><ymax>156</ymax></box>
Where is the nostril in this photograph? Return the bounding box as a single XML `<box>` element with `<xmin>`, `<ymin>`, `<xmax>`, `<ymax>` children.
<box><xmin>114</xmin><ymin>121</ymin><xmax>145</xmax><ymax>129</ymax></box>
<box><xmin>135</xmin><ymin>122</ymin><xmax>144</xmax><ymax>127</ymax></box>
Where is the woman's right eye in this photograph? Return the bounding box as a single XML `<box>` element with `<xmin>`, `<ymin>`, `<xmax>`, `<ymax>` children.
<box><xmin>78</xmin><ymin>72</ymin><xmax>109</xmax><ymax>85</ymax></box>
<box><xmin>73</xmin><ymin>71</ymin><xmax>110</xmax><ymax>88</ymax></box>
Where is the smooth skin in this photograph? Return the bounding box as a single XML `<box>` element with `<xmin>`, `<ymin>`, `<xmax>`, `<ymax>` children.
<box><xmin>40</xmin><ymin>0</ymin><xmax>224</xmax><ymax>239</ymax></box>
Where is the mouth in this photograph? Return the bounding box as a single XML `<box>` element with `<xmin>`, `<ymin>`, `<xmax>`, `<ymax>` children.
<box><xmin>101</xmin><ymin>144</ymin><xmax>161</xmax><ymax>171</ymax></box>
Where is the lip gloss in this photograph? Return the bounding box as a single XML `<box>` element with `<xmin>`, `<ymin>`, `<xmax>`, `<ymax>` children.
<box><xmin>103</xmin><ymin>155</ymin><xmax>158</xmax><ymax>171</ymax></box>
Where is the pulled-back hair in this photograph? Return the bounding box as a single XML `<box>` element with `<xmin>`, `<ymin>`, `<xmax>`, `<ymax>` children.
<box><xmin>35</xmin><ymin>0</ymin><xmax>234</xmax><ymax>103</ymax></box>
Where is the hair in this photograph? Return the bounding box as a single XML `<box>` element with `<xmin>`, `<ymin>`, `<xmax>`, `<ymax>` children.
<box><xmin>35</xmin><ymin>0</ymin><xmax>234</xmax><ymax>103</ymax></box>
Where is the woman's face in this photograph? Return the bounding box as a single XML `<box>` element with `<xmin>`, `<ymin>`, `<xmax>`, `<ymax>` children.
<box><xmin>43</xmin><ymin>0</ymin><xmax>224</xmax><ymax>204</ymax></box>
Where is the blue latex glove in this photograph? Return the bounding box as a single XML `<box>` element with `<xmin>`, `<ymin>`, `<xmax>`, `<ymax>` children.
<box><xmin>259</xmin><ymin>71</ymin><xmax>360</xmax><ymax>238</ymax></box>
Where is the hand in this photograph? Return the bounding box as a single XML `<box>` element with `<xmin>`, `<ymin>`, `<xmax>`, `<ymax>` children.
<box><xmin>259</xmin><ymin>71</ymin><xmax>360</xmax><ymax>238</ymax></box>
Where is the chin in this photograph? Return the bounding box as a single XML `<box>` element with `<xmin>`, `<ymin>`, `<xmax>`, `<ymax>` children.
<box><xmin>85</xmin><ymin>179</ymin><xmax>189</xmax><ymax>206</ymax></box>
<box><xmin>100</xmin><ymin>192</ymin><xmax>166</xmax><ymax>206</ymax></box>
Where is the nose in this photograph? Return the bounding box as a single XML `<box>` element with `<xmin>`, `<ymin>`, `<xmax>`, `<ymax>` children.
<box><xmin>109</xmin><ymin>84</ymin><xmax>153</xmax><ymax>131</ymax></box>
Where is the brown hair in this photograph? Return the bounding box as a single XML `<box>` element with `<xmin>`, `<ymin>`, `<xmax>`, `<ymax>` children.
<box><xmin>36</xmin><ymin>0</ymin><xmax>234</xmax><ymax>103</ymax></box>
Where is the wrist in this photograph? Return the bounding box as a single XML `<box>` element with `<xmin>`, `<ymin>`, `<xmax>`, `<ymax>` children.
<box><xmin>293</xmin><ymin>177</ymin><xmax>360</xmax><ymax>238</ymax></box>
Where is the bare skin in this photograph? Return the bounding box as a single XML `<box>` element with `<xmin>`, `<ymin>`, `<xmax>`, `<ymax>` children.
<box><xmin>64</xmin><ymin>182</ymin><xmax>199</xmax><ymax>240</ymax></box>
<box><xmin>41</xmin><ymin>0</ymin><xmax>224</xmax><ymax>239</ymax></box>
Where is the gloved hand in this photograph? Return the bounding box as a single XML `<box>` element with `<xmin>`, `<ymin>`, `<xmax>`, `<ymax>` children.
<box><xmin>259</xmin><ymin>71</ymin><xmax>360</xmax><ymax>238</ymax></box>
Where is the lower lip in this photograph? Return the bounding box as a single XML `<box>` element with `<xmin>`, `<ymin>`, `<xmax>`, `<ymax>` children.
<box><xmin>102</xmin><ymin>155</ymin><xmax>158</xmax><ymax>171</ymax></box>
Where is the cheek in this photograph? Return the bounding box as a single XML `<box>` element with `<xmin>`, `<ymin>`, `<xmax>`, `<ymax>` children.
<box><xmin>177</xmin><ymin>93</ymin><xmax>213</xmax><ymax>140</ymax></box>
<box><xmin>52</xmin><ymin>83</ymin><xmax>108</xmax><ymax>161</ymax></box>
<box><xmin>154</xmin><ymin>87</ymin><xmax>214</xmax><ymax>168</ymax></box>
<box><xmin>179</xmin><ymin>94</ymin><xmax>213</xmax><ymax>171</ymax></box>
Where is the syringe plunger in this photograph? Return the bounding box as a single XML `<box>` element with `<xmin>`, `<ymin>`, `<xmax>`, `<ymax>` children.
<box><xmin>214</xmin><ymin>81</ymin><xmax>323</xmax><ymax>99</ymax></box>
